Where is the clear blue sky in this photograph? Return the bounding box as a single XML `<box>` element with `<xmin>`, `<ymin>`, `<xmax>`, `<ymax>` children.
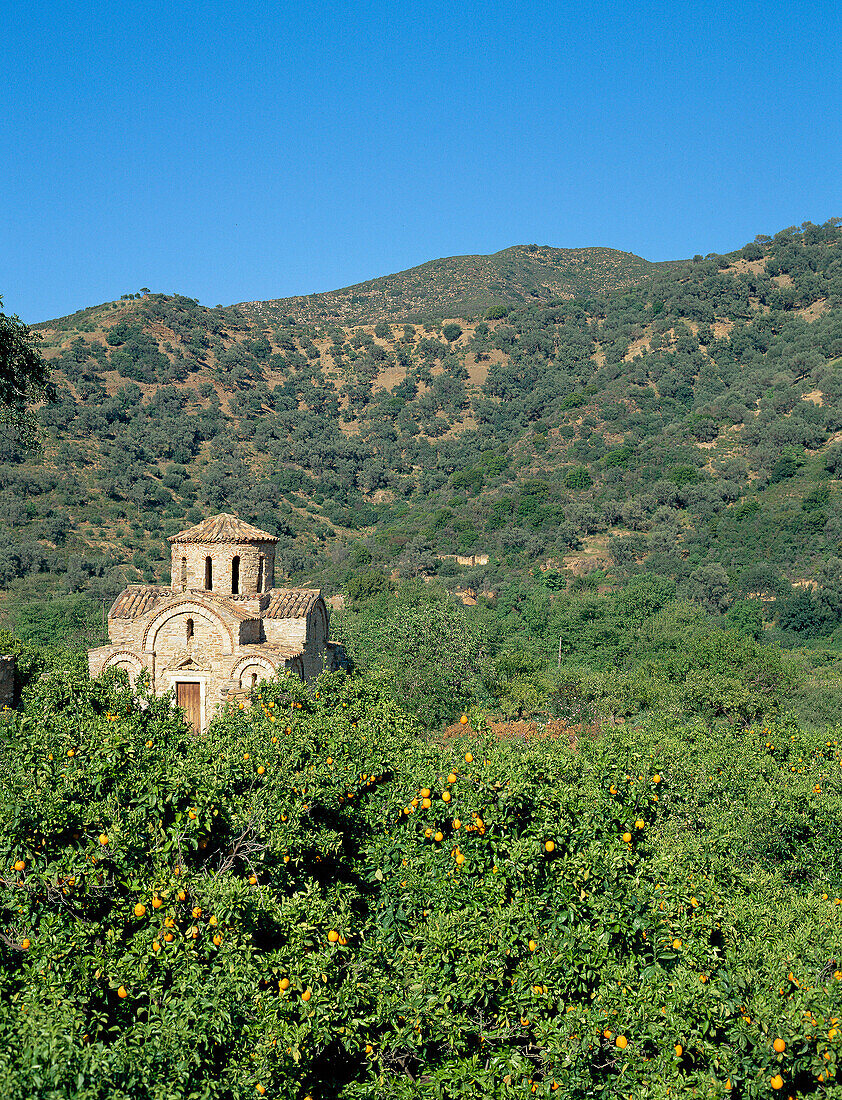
<box><xmin>2</xmin><ymin>0</ymin><xmax>840</xmax><ymax>322</ymax></box>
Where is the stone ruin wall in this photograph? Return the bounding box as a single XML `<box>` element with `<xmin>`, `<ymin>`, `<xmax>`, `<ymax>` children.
<box><xmin>0</xmin><ymin>655</ymin><xmax>15</xmax><ymax>708</ymax></box>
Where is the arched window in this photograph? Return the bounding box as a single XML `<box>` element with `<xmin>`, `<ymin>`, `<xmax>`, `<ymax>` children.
<box><xmin>204</xmin><ymin>556</ymin><xmax>213</xmax><ymax>591</ymax></box>
<box><xmin>251</xmin><ymin>672</ymin><xmax>258</xmax><ymax>690</ymax></box>
<box><xmin>186</xmin><ymin>617</ymin><xmax>194</xmax><ymax>643</ymax></box>
<box><xmin>180</xmin><ymin>556</ymin><xmax>187</xmax><ymax>589</ymax></box>
<box><xmin>257</xmin><ymin>555</ymin><xmax>264</xmax><ymax>593</ymax></box>
<box><xmin>232</xmin><ymin>555</ymin><xmax>240</xmax><ymax>595</ymax></box>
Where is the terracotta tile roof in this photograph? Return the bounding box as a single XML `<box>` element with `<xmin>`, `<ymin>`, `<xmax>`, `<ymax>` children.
<box><xmin>168</xmin><ymin>513</ymin><xmax>278</xmax><ymax>544</ymax></box>
<box><xmin>239</xmin><ymin>641</ymin><xmax>305</xmax><ymax>659</ymax></box>
<box><xmin>109</xmin><ymin>586</ymin><xmax>168</xmax><ymax>619</ymax></box>
<box><xmin>211</xmin><ymin>597</ymin><xmax>260</xmax><ymax>623</ymax></box>
<box><xmin>264</xmin><ymin>588</ymin><xmax>322</xmax><ymax>620</ymax></box>
<box><xmin>110</xmin><ymin>587</ymin><xmax>260</xmax><ymax>623</ymax></box>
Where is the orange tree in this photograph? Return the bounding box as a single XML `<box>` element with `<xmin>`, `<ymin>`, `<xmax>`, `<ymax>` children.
<box><xmin>1</xmin><ymin>659</ymin><xmax>841</xmax><ymax>1099</ymax></box>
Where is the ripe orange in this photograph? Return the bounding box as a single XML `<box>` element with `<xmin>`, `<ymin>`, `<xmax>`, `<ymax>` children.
<box><xmin>13</xmin><ymin>860</ymin><xmax>25</xmax><ymax>872</ymax></box>
<box><xmin>279</xmin><ymin>978</ymin><xmax>290</xmax><ymax>990</ymax></box>
<box><xmin>464</xmin><ymin>752</ymin><xmax>473</xmax><ymax>763</ymax></box>
<box><xmin>249</xmin><ymin>875</ymin><xmax>257</xmax><ymax>885</ymax></box>
<box><xmin>192</xmin><ymin>906</ymin><xmax>202</xmax><ymax>919</ymax></box>
<box><xmin>117</xmin><ymin>986</ymin><xmax>128</xmax><ymax>999</ymax></box>
<box><xmin>453</xmin><ymin>818</ymin><xmax>461</xmax><ymax>829</ymax></box>
<box><xmin>256</xmin><ymin>1086</ymin><xmax>266</xmax><ymax>1096</ymax></box>
<box><xmin>672</xmin><ymin>939</ymin><xmax>682</xmax><ymax>950</ymax></box>
<box><xmin>213</xmin><ymin>933</ymin><xmax>222</xmax><ymax>946</ymax></box>
<box><xmin>67</xmin><ymin>749</ymin><xmax>75</xmax><ymax>758</ymax></box>
<box><xmin>773</xmin><ymin>1038</ymin><xmax>786</xmax><ymax>1053</ymax></box>
<box><xmin>528</xmin><ymin>939</ymin><xmax>537</xmax><ymax>952</ymax></box>
<box><xmin>442</xmin><ymin>791</ymin><xmax>451</xmax><ymax>802</ymax></box>
<box><xmin>770</xmin><ymin>1074</ymin><xmax>783</xmax><ymax>1090</ymax></box>
<box><xmin>674</xmin><ymin>1043</ymin><xmax>682</xmax><ymax>1057</ymax></box>
<box><xmin>188</xmin><ymin>810</ymin><xmax>197</xmax><ymax>820</ymax></box>
<box><xmin>635</xmin><ymin>818</ymin><xmax>644</xmax><ymax>829</ymax></box>
<box><xmin>21</xmin><ymin>938</ymin><xmax>31</xmax><ymax>950</ymax></box>
<box><xmin>208</xmin><ymin>915</ymin><xmax>218</xmax><ymax>927</ymax></box>
<box><xmin>152</xmin><ymin>941</ymin><xmax>161</xmax><ymax>953</ymax></box>
<box><xmin>545</xmin><ymin>840</ymin><xmax>555</xmax><ymax>853</ymax></box>
<box><xmin>257</xmin><ymin>766</ymin><xmax>265</xmax><ymax>775</ymax></box>
<box><xmin>178</xmin><ymin>890</ymin><xmax>186</xmax><ymax>902</ymax></box>
<box><xmin>616</xmin><ymin>1035</ymin><xmax>628</xmax><ymax>1049</ymax></box>
<box><xmin>98</xmin><ymin>834</ymin><xmax>109</xmax><ymax>846</ymax></box>
<box><xmin>164</xmin><ymin>932</ymin><xmax>174</xmax><ymax>942</ymax></box>
<box><xmin>622</xmin><ymin>832</ymin><xmax>632</xmax><ymax>843</ymax></box>
<box><xmin>455</xmin><ymin>852</ymin><xmax>465</xmax><ymax>865</ymax></box>
<box><xmin>301</xmin><ymin>988</ymin><xmax>312</xmax><ymax>1002</ymax></box>
<box><xmin>134</xmin><ymin>903</ymin><xmax>147</xmax><ymax>918</ymax></box>
<box><xmin>653</xmin><ymin>774</ymin><xmax>661</xmax><ymax>784</ymax></box>
<box><xmin>434</xmin><ymin>831</ymin><xmax>443</xmax><ymax>842</ymax></box>
<box><xmin>145</xmin><ymin>740</ymin><xmax>153</xmax><ymax>748</ymax></box>
<box><xmin>447</xmin><ymin>773</ymin><xmax>457</xmax><ymax>784</ymax></box>
<box><xmin>151</xmin><ymin>896</ymin><xmax>163</xmax><ymax>909</ymax></box>
<box><xmin>421</xmin><ymin>797</ymin><xmax>432</xmax><ymax>809</ymax></box>
<box><xmin>460</xmin><ymin>714</ymin><xmax>468</xmax><ymax>725</ymax></box>
<box><xmin>420</xmin><ymin>788</ymin><xmax>431</xmax><ymax>798</ymax></box>
<box><xmin>328</xmin><ymin>930</ymin><xmax>340</xmax><ymax>943</ymax></box>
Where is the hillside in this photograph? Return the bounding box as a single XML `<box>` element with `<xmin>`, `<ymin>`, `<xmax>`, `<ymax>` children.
<box><xmin>238</xmin><ymin>244</ymin><xmax>665</xmax><ymax>326</ymax></box>
<box><xmin>5</xmin><ymin>218</ymin><xmax>842</xmax><ymax>667</ymax></box>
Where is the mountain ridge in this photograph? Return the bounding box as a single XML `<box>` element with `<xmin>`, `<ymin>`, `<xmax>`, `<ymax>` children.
<box><xmin>237</xmin><ymin>243</ymin><xmax>673</xmax><ymax>327</ymax></box>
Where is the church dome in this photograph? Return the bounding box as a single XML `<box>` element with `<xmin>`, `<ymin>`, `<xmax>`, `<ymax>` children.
<box><xmin>168</xmin><ymin>513</ymin><xmax>278</xmax><ymax>545</ymax></box>
<box><xmin>168</xmin><ymin>513</ymin><xmax>276</xmax><ymax>595</ymax></box>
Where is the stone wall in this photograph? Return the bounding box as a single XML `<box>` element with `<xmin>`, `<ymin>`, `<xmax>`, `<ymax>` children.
<box><xmin>263</xmin><ymin>617</ymin><xmax>308</xmax><ymax>648</ymax></box>
<box><xmin>108</xmin><ymin>619</ymin><xmax>143</xmax><ymax>647</ymax></box>
<box><xmin>170</xmin><ymin>541</ymin><xmax>275</xmax><ymax>596</ymax></box>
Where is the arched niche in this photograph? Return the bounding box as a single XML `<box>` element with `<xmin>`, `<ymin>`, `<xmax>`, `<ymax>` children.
<box><xmin>102</xmin><ymin>650</ymin><xmax>144</xmax><ymax>685</ymax></box>
<box><xmin>144</xmin><ymin>600</ymin><xmax>234</xmax><ymax>656</ymax></box>
<box><xmin>231</xmin><ymin>653</ymin><xmax>279</xmax><ymax>690</ymax></box>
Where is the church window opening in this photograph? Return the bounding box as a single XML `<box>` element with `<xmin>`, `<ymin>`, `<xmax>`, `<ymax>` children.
<box><xmin>232</xmin><ymin>555</ymin><xmax>240</xmax><ymax>595</ymax></box>
<box><xmin>257</xmin><ymin>555</ymin><xmax>264</xmax><ymax>592</ymax></box>
<box><xmin>186</xmin><ymin>618</ymin><xmax>194</xmax><ymax>643</ymax></box>
<box><xmin>251</xmin><ymin>672</ymin><xmax>258</xmax><ymax>689</ymax></box>
<box><xmin>180</xmin><ymin>556</ymin><xmax>187</xmax><ymax>589</ymax></box>
<box><xmin>204</xmin><ymin>556</ymin><xmax>213</xmax><ymax>591</ymax></box>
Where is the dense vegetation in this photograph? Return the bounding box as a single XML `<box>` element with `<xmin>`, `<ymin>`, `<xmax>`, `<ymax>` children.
<box><xmin>2</xmin><ymin>650</ymin><xmax>841</xmax><ymax>1099</ymax></box>
<box><xmin>5</xmin><ymin>223</ymin><xmax>842</xmax><ymax>1096</ymax></box>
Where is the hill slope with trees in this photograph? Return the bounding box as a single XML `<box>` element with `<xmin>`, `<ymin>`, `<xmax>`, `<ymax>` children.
<box><xmin>3</xmin><ymin>218</ymin><xmax>842</xmax><ymax>719</ymax></box>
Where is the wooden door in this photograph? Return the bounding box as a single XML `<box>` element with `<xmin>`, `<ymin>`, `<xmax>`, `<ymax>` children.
<box><xmin>176</xmin><ymin>681</ymin><xmax>201</xmax><ymax>735</ymax></box>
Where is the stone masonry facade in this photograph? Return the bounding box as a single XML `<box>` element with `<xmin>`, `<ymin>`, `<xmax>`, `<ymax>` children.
<box><xmin>88</xmin><ymin>514</ymin><xmax>338</xmax><ymax>732</ymax></box>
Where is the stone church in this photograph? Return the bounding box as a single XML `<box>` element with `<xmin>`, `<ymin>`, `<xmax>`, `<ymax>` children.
<box><xmin>88</xmin><ymin>513</ymin><xmax>337</xmax><ymax>732</ymax></box>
